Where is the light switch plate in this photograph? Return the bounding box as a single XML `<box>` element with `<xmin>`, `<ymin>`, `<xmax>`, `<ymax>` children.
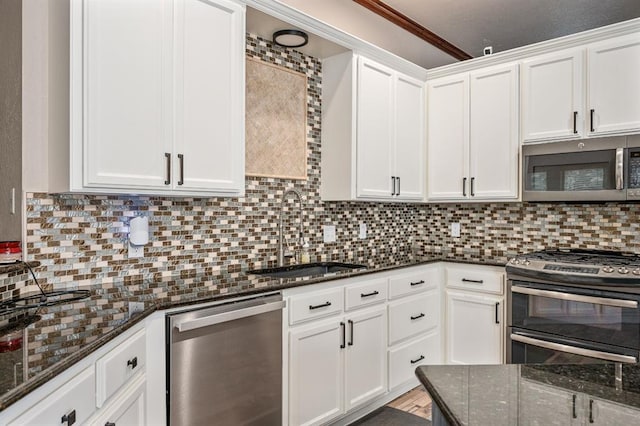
<box><xmin>451</xmin><ymin>223</ymin><xmax>461</xmax><ymax>238</ymax></box>
<box><xmin>359</xmin><ymin>223</ymin><xmax>367</xmax><ymax>239</ymax></box>
<box><xmin>323</xmin><ymin>225</ymin><xmax>336</xmax><ymax>243</ymax></box>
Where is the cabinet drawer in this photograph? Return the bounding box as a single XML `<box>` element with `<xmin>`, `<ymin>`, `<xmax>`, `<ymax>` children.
<box><xmin>289</xmin><ymin>288</ymin><xmax>344</xmax><ymax>325</ymax></box>
<box><xmin>388</xmin><ymin>331</ymin><xmax>441</xmax><ymax>389</ymax></box>
<box><xmin>445</xmin><ymin>264</ymin><xmax>504</xmax><ymax>294</ymax></box>
<box><xmin>89</xmin><ymin>374</ymin><xmax>146</xmax><ymax>426</ymax></box>
<box><xmin>388</xmin><ymin>267</ymin><xmax>439</xmax><ymax>300</ymax></box>
<box><xmin>388</xmin><ymin>291</ymin><xmax>439</xmax><ymax>345</ymax></box>
<box><xmin>345</xmin><ymin>278</ymin><xmax>388</xmax><ymax>311</ymax></box>
<box><xmin>96</xmin><ymin>329</ymin><xmax>146</xmax><ymax>407</ymax></box>
<box><xmin>9</xmin><ymin>366</ymin><xmax>96</xmax><ymax>425</ymax></box>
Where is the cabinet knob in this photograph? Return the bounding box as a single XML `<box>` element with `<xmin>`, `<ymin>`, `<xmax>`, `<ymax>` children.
<box><xmin>61</xmin><ymin>409</ymin><xmax>76</xmax><ymax>425</ymax></box>
<box><xmin>127</xmin><ymin>356</ymin><xmax>138</xmax><ymax>369</ymax></box>
<box><xmin>105</xmin><ymin>423</ymin><xmax>116</xmax><ymax>426</ymax></box>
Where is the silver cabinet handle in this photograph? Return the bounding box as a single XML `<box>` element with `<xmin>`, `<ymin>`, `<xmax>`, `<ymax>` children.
<box><xmin>175</xmin><ymin>300</ymin><xmax>286</xmax><ymax>332</ymax></box>
<box><xmin>616</xmin><ymin>147</ymin><xmax>624</xmax><ymax>190</ymax></box>
<box><xmin>510</xmin><ymin>333</ymin><xmax>637</xmax><ymax>363</ymax></box>
<box><xmin>511</xmin><ymin>285</ymin><xmax>638</xmax><ymax>308</ymax></box>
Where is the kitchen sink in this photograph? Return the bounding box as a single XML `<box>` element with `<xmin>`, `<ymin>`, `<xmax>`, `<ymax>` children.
<box><xmin>247</xmin><ymin>262</ymin><xmax>367</xmax><ymax>279</ymax></box>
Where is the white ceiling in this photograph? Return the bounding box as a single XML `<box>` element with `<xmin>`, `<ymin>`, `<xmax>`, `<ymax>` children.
<box><xmin>249</xmin><ymin>0</ymin><xmax>640</xmax><ymax>69</ymax></box>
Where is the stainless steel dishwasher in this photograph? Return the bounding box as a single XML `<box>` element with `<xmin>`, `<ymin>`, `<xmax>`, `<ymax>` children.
<box><xmin>166</xmin><ymin>293</ymin><xmax>285</xmax><ymax>425</ymax></box>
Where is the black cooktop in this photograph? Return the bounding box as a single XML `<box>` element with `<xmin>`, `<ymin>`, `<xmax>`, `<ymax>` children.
<box><xmin>521</xmin><ymin>249</ymin><xmax>640</xmax><ymax>266</ymax></box>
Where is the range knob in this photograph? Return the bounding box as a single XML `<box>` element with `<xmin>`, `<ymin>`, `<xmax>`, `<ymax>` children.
<box><xmin>633</xmin><ymin>268</ymin><xmax>640</xmax><ymax>276</ymax></box>
<box><xmin>524</xmin><ymin>260</ymin><xmax>531</xmax><ymax>266</ymax></box>
<box><xmin>618</xmin><ymin>267</ymin><xmax>629</xmax><ymax>275</ymax></box>
<box><xmin>602</xmin><ymin>266</ymin><xmax>615</xmax><ymax>273</ymax></box>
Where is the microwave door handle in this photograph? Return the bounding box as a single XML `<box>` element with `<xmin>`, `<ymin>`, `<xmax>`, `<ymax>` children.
<box><xmin>511</xmin><ymin>285</ymin><xmax>638</xmax><ymax>309</ymax></box>
<box><xmin>616</xmin><ymin>148</ymin><xmax>624</xmax><ymax>190</ymax></box>
<box><xmin>510</xmin><ymin>333</ymin><xmax>637</xmax><ymax>363</ymax></box>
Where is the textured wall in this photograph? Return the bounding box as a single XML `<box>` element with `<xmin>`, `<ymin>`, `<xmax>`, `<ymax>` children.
<box><xmin>0</xmin><ymin>0</ymin><xmax>22</xmax><ymax>242</ymax></box>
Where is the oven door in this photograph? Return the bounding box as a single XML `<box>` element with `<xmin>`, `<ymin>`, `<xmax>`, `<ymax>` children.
<box><xmin>509</xmin><ymin>328</ymin><xmax>638</xmax><ymax>364</ymax></box>
<box><xmin>510</xmin><ymin>281</ymin><xmax>640</xmax><ymax>350</ymax></box>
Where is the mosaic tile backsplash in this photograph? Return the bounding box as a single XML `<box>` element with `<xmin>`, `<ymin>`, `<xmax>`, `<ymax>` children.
<box><xmin>2</xmin><ymin>33</ymin><xmax>640</xmax><ymax>381</ymax></box>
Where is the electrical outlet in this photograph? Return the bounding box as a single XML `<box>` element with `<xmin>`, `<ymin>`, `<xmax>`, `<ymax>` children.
<box><xmin>359</xmin><ymin>223</ymin><xmax>367</xmax><ymax>239</ymax></box>
<box><xmin>128</xmin><ymin>301</ymin><xmax>145</xmax><ymax>319</ymax></box>
<box><xmin>323</xmin><ymin>225</ymin><xmax>336</xmax><ymax>243</ymax></box>
<box><xmin>451</xmin><ymin>223</ymin><xmax>461</xmax><ymax>238</ymax></box>
<box><xmin>128</xmin><ymin>241</ymin><xmax>144</xmax><ymax>258</ymax></box>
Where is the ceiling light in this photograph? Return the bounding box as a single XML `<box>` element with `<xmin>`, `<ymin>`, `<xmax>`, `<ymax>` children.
<box><xmin>273</xmin><ymin>29</ymin><xmax>308</xmax><ymax>48</ymax></box>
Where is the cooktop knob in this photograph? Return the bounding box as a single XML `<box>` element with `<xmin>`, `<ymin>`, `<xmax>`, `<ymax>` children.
<box><xmin>618</xmin><ymin>267</ymin><xmax>629</xmax><ymax>274</ymax></box>
<box><xmin>602</xmin><ymin>266</ymin><xmax>614</xmax><ymax>273</ymax></box>
<box><xmin>524</xmin><ymin>260</ymin><xmax>531</xmax><ymax>265</ymax></box>
<box><xmin>633</xmin><ymin>268</ymin><xmax>640</xmax><ymax>276</ymax></box>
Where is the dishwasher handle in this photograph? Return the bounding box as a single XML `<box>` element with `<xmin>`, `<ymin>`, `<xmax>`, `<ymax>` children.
<box><xmin>175</xmin><ymin>299</ymin><xmax>286</xmax><ymax>333</ymax></box>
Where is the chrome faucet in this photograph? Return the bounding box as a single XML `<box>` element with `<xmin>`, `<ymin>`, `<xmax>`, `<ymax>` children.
<box><xmin>278</xmin><ymin>189</ymin><xmax>305</xmax><ymax>266</ymax></box>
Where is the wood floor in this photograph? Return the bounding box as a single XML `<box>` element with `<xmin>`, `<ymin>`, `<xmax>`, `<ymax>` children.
<box><xmin>386</xmin><ymin>386</ymin><xmax>432</xmax><ymax>421</ymax></box>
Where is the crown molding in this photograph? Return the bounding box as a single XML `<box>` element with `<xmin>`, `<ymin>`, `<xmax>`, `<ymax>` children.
<box><xmin>427</xmin><ymin>17</ymin><xmax>640</xmax><ymax>80</ymax></box>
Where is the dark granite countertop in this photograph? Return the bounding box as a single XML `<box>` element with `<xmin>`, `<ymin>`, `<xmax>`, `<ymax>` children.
<box><xmin>0</xmin><ymin>254</ymin><xmax>505</xmax><ymax>411</ymax></box>
<box><xmin>416</xmin><ymin>363</ymin><xmax>640</xmax><ymax>426</ymax></box>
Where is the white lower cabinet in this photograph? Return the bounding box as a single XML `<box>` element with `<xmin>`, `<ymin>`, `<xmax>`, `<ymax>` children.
<box><xmin>7</xmin><ymin>366</ymin><xmax>96</xmax><ymax>426</ymax></box>
<box><xmin>344</xmin><ymin>307</ymin><xmax>388</xmax><ymax>410</ymax></box>
<box><xmin>446</xmin><ymin>290</ymin><xmax>503</xmax><ymax>365</ymax></box>
<box><xmin>444</xmin><ymin>263</ymin><xmax>505</xmax><ymax>365</ymax></box>
<box><xmin>288</xmin><ymin>306</ymin><xmax>387</xmax><ymax>426</ymax></box>
<box><xmin>289</xmin><ymin>318</ymin><xmax>345</xmax><ymax>426</ymax></box>
<box><xmin>388</xmin><ymin>331</ymin><xmax>441</xmax><ymax>389</ymax></box>
<box><xmin>286</xmin><ymin>266</ymin><xmax>443</xmax><ymax>425</ymax></box>
<box><xmin>88</xmin><ymin>374</ymin><xmax>146</xmax><ymax>426</ymax></box>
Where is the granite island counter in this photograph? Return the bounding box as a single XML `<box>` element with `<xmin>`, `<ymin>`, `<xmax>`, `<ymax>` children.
<box><xmin>416</xmin><ymin>363</ymin><xmax>640</xmax><ymax>425</ymax></box>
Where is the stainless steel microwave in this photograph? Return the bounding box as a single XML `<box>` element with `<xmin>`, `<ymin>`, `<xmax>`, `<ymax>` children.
<box><xmin>522</xmin><ymin>135</ymin><xmax>640</xmax><ymax>202</ymax></box>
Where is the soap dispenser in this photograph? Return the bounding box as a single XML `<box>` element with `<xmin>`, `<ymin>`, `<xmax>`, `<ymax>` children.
<box><xmin>300</xmin><ymin>241</ymin><xmax>311</xmax><ymax>264</ymax></box>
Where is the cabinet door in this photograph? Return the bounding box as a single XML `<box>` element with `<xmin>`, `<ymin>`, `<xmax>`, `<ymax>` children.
<box><xmin>289</xmin><ymin>319</ymin><xmax>344</xmax><ymax>426</ymax></box>
<box><xmin>89</xmin><ymin>375</ymin><xmax>146</xmax><ymax>426</ymax></box>
<box><xmin>519</xmin><ymin>379</ymin><xmax>579</xmax><ymax>426</ymax></box>
<box><xmin>173</xmin><ymin>0</ymin><xmax>245</xmax><ymax>194</ymax></box>
<box><xmin>394</xmin><ymin>74</ymin><xmax>425</xmax><ymax>200</ymax></box>
<box><xmin>521</xmin><ymin>49</ymin><xmax>584</xmax><ymax>142</ymax></box>
<box><xmin>469</xmin><ymin>64</ymin><xmax>519</xmax><ymax>200</ymax></box>
<box><xmin>80</xmin><ymin>0</ymin><xmax>173</xmax><ymax>189</ymax></box>
<box><xmin>445</xmin><ymin>290</ymin><xmax>503</xmax><ymax>365</ymax></box>
<box><xmin>590</xmin><ymin>397</ymin><xmax>640</xmax><ymax>425</ymax></box>
<box><xmin>345</xmin><ymin>307</ymin><xmax>387</xmax><ymax>410</ymax></box>
<box><xmin>8</xmin><ymin>367</ymin><xmax>96</xmax><ymax>425</ymax></box>
<box><xmin>588</xmin><ymin>34</ymin><xmax>640</xmax><ymax>136</ymax></box>
<box><xmin>427</xmin><ymin>74</ymin><xmax>469</xmax><ymax>200</ymax></box>
<box><xmin>356</xmin><ymin>57</ymin><xmax>394</xmax><ymax>199</ymax></box>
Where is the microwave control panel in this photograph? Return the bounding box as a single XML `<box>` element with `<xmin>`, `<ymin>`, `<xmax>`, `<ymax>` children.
<box><xmin>628</xmin><ymin>150</ymin><xmax>640</xmax><ymax>199</ymax></box>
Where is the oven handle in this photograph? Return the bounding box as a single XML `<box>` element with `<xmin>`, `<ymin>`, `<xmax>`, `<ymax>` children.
<box><xmin>510</xmin><ymin>333</ymin><xmax>637</xmax><ymax>363</ymax></box>
<box><xmin>511</xmin><ymin>285</ymin><xmax>638</xmax><ymax>309</ymax></box>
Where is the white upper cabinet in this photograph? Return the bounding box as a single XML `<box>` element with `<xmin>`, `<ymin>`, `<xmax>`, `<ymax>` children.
<box><xmin>394</xmin><ymin>74</ymin><xmax>426</xmax><ymax>200</ymax></box>
<box><xmin>469</xmin><ymin>64</ymin><xmax>519</xmax><ymax>200</ymax></box>
<box><xmin>521</xmin><ymin>32</ymin><xmax>640</xmax><ymax>142</ymax></box>
<box><xmin>427</xmin><ymin>64</ymin><xmax>519</xmax><ymax>202</ymax></box>
<box><xmin>70</xmin><ymin>0</ymin><xmax>245</xmax><ymax>196</ymax></box>
<box><xmin>426</xmin><ymin>74</ymin><xmax>469</xmax><ymax>200</ymax></box>
<box><xmin>521</xmin><ymin>49</ymin><xmax>584</xmax><ymax>142</ymax></box>
<box><xmin>587</xmin><ymin>33</ymin><xmax>640</xmax><ymax>136</ymax></box>
<box><xmin>356</xmin><ymin>57</ymin><xmax>395</xmax><ymax>199</ymax></box>
<box><xmin>321</xmin><ymin>53</ymin><xmax>426</xmax><ymax>202</ymax></box>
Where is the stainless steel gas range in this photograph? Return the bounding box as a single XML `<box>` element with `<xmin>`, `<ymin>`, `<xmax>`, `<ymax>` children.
<box><xmin>506</xmin><ymin>249</ymin><xmax>640</xmax><ymax>364</ymax></box>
